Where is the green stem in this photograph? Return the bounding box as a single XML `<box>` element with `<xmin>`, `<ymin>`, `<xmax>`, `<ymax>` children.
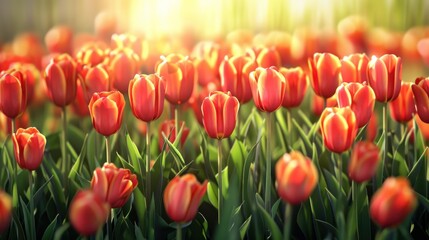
<box><xmin>176</xmin><ymin>223</ymin><xmax>182</xmax><ymax>240</ymax></box>
<box><xmin>29</xmin><ymin>172</ymin><xmax>35</xmax><ymax>240</ymax></box>
<box><xmin>352</xmin><ymin>181</ymin><xmax>359</xmax><ymax>240</ymax></box>
<box><xmin>146</xmin><ymin>122</ymin><xmax>151</xmax><ymax>204</ymax></box>
<box><xmin>11</xmin><ymin>119</ymin><xmax>18</xmax><ymax>208</ymax></box>
<box><xmin>283</xmin><ymin>203</ymin><xmax>293</xmax><ymax>240</ymax></box>
<box><xmin>217</xmin><ymin>139</ymin><xmax>223</xmax><ymax>224</ymax></box>
<box><xmin>379</xmin><ymin>105</ymin><xmax>388</xmax><ymax>188</ymax></box>
<box><xmin>105</xmin><ymin>136</ymin><xmax>111</xmax><ymax>163</ymax></box>
<box><xmin>286</xmin><ymin>109</ymin><xmax>292</xmax><ymax>151</ymax></box>
<box><xmin>265</xmin><ymin>112</ymin><xmax>272</xmax><ymax>211</ymax></box>
<box><xmin>61</xmin><ymin>107</ymin><xmax>68</xmax><ymax>172</ymax></box>
<box><xmin>175</xmin><ymin>105</ymin><xmax>179</xmax><ymax>140</ymax></box>
<box><xmin>336</xmin><ymin>153</ymin><xmax>345</xmax><ymax>240</ymax></box>
<box><xmin>413</xmin><ymin>117</ymin><xmax>417</xmax><ymax>167</ymax></box>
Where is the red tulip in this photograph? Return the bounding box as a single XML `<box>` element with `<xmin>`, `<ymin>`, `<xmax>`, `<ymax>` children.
<box><xmin>249</xmin><ymin>67</ymin><xmax>286</xmax><ymax>112</ymax></box>
<box><xmin>163</xmin><ymin>174</ymin><xmax>207</xmax><ymax>223</ymax></box>
<box><xmin>389</xmin><ymin>82</ymin><xmax>415</xmax><ymax>123</ymax></box>
<box><xmin>348</xmin><ymin>141</ymin><xmax>380</xmax><ymax>183</ymax></box>
<box><xmin>246</xmin><ymin>47</ymin><xmax>281</xmax><ymax>68</ymax></box>
<box><xmin>195</xmin><ymin>58</ymin><xmax>218</xmax><ymax>87</ymax></box>
<box><xmin>81</xmin><ymin>64</ymin><xmax>110</xmax><ymax>102</ymax></box>
<box><xmin>129</xmin><ymin>74</ymin><xmax>165</xmax><ymax>122</ymax></box>
<box><xmin>0</xmin><ymin>190</ymin><xmax>12</xmax><ymax>233</ymax></box>
<box><xmin>44</xmin><ymin>54</ymin><xmax>78</xmax><ymax>107</ymax></box>
<box><xmin>279</xmin><ymin>67</ymin><xmax>308</xmax><ymax>109</ymax></box>
<box><xmin>201</xmin><ymin>91</ymin><xmax>239</xmax><ymax>139</ymax></box>
<box><xmin>412</xmin><ymin>77</ymin><xmax>429</xmax><ymax>123</ymax></box>
<box><xmin>367</xmin><ymin>54</ymin><xmax>402</xmax><ymax>102</ymax></box>
<box><xmin>320</xmin><ymin>107</ymin><xmax>357</xmax><ymax>153</ymax></box>
<box><xmin>44</xmin><ymin>25</ymin><xmax>73</xmax><ymax>54</ymax></box>
<box><xmin>340</xmin><ymin>53</ymin><xmax>369</xmax><ymax>83</ymax></box>
<box><xmin>9</xmin><ymin>62</ymin><xmax>40</xmax><ymax>105</ymax></box>
<box><xmin>88</xmin><ymin>91</ymin><xmax>125</xmax><ymax>136</ymax></box>
<box><xmin>75</xmin><ymin>43</ymin><xmax>107</xmax><ymax>67</ymax></box>
<box><xmin>0</xmin><ymin>69</ymin><xmax>27</xmax><ymax>119</ymax></box>
<box><xmin>366</xmin><ymin>111</ymin><xmax>378</xmax><ymax>142</ymax></box>
<box><xmin>308</xmin><ymin>53</ymin><xmax>342</xmax><ymax>98</ymax></box>
<box><xmin>336</xmin><ymin>82</ymin><xmax>375</xmax><ymax>128</ymax></box>
<box><xmin>0</xmin><ymin>111</ymin><xmax>29</xmax><ymax>138</ymax></box>
<box><xmin>189</xmin><ymin>82</ymin><xmax>219</xmax><ymax>126</ymax></box>
<box><xmin>159</xmin><ymin>120</ymin><xmax>190</xmax><ymax>150</ymax></box>
<box><xmin>108</xmin><ymin>48</ymin><xmax>140</xmax><ymax>93</ymax></box>
<box><xmin>12</xmin><ymin>127</ymin><xmax>46</xmax><ymax>171</ymax></box>
<box><xmin>69</xmin><ymin>190</ymin><xmax>110</xmax><ymax>236</ymax></box>
<box><xmin>91</xmin><ymin>163</ymin><xmax>138</xmax><ymax>208</ymax></box>
<box><xmin>311</xmin><ymin>94</ymin><xmax>324</xmax><ymax>116</ymax></box>
<box><xmin>370</xmin><ymin>177</ymin><xmax>416</xmax><ymax>228</ymax></box>
<box><xmin>72</xmin><ymin>79</ymin><xmax>90</xmax><ymax>117</ymax></box>
<box><xmin>111</xmin><ymin>33</ymin><xmax>148</xmax><ymax>65</ymax></box>
<box><xmin>275</xmin><ymin>151</ymin><xmax>318</xmax><ymax>204</ymax></box>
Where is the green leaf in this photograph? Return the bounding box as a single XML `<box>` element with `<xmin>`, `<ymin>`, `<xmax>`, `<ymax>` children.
<box><xmin>134</xmin><ymin>223</ymin><xmax>144</xmax><ymax>240</ymax></box>
<box><xmin>256</xmin><ymin>196</ymin><xmax>282</xmax><ymax>240</ymax></box>
<box><xmin>227</xmin><ymin>140</ymin><xmax>247</xmax><ymax>188</ymax></box>
<box><xmin>53</xmin><ymin>223</ymin><xmax>70</xmax><ymax>240</ymax></box>
<box><xmin>162</xmin><ymin>132</ymin><xmax>185</xmax><ymax>167</ymax></box>
<box><xmin>68</xmin><ymin>133</ymin><xmax>89</xmax><ymax>181</ymax></box>
<box><xmin>19</xmin><ymin>197</ymin><xmax>32</xmax><ymax>240</ymax></box>
<box><xmin>240</xmin><ymin>216</ymin><xmax>252</xmax><ymax>239</ymax></box>
<box><xmin>41</xmin><ymin>215</ymin><xmax>59</xmax><ymax>240</ymax></box>
<box><xmin>292</xmin><ymin>118</ymin><xmax>312</xmax><ymax>155</ymax></box>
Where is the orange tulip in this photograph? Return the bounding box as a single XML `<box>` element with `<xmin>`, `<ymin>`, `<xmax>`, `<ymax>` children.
<box><xmin>201</xmin><ymin>91</ymin><xmax>239</xmax><ymax>139</ymax></box>
<box><xmin>12</xmin><ymin>127</ymin><xmax>46</xmax><ymax>171</ymax></box>
<box><xmin>275</xmin><ymin>151</ymin><xmax>318</xmax><ymax>205</ymax></box>
<box><xmin>88</xmin><ymin>91</ymin><xmax>125</xmax><ymax>136</ymax></box>
<box><xmin>366</xmin><ymin>111</ymin><xmax>378</xmax><ymax>142</ymax></box>
<box><xmin>163</xmin><ymin>174</ymin><xmax>208</xmax><ymax>223</ymax></box>
<box><xmin>389</xmin><ymin>82</ymin><xmax>415</xmax><ymax>123</ymax></box>
<box><xmin>108</xmin><ymin>47</ymin><xmax>140</xmax><ymax>93</ymax></box>
<box><xmin>44</xmin><ymin>25</ymin><xmax>73</xmax><ymax>54</ymax></box>
<box><xmin>340</xmin><ymin>53</ymin><xmax>369</xmax><ymax>83</ymax></box>
<box><xmin>246</xmin><ymin>47</ymin><xmax>281</xmax><ymax>68</ymax></box>
<box><xmin>249</xmin><ymin>67</ymin><xmax>286</xmax><ymax>112</ymax></box>
<box><xmin>220</xmin><ymin>55</ymin><xmax>257</xmax><ymax>103</ymax></box>
<box><xmin>348</xmin><ymin>141</ymin><xmax>380</xmax><ymax>183</ymax></box>
<box><xmin>367</xmin><ymin>54</ymin><xmax>402</xmax><ymax>102</ymax></box>
<box><xmin>412</xmin><ymin>77</ymin><xmax>429</xmax><ymax>123</ymax></box>
<box><xmin>158</xmin><ymin>120</ymin><xmax>190</xmax><ymax>150</ymax></box>
<box><xmin>195</xmin><ymin>58</ymin><xmax>218</xmax><ymax>87</ymax></box>
<box><xmin>370</xmin><ymin>177</ymin><xmax>416</xmax><ymax>228</ymax></box>
<box><xmin>129</xmin><ymin>74</ymin><xmax>165</xmax><ymax>122</ymax></box>
<box><xmin>44</xmin><ymin>54</ymin><xmax>78</xmax><ymax>107</ymax></box>
<box><xmin>0</xmin><ymin>190</ymin><xmax>12</xmax><ymax>233</ymax></box>
<box><xmin>80</xmin><ymin>64</ymin><xmax>110</xmax><ymax>103</ymax></box>
<box><xmin>311</xmin><ymin>94</ymin><xmax>325</xmax><ymax>116</ymax></box>
<box><xmin>111</xmin><ymin>33</ymin><xmax>149</xmax><ymax>66</ymax></box>
<box><xmin>189</xmin><ymin>82</ymin><xmax>219</xmax><ymax>126</ymax></box>
<box><xmin>72</xmin><ymin>80</ymin><xmax>90</xmax><ymax>117</ymax></box>
<box><xmin>336</xmin><ymin>82</ymin><xmax>376</xmax><ymax>128</ymax></box>
<box><xmin>308</xmin><ymin>53</ymin><xmax>342</xmax><ymax>98</ymax></box>
<box><xmin>320</xmin><ymin>107</ymin><xmax>357</xmax><ymax>153</ymax></box>
<box><xmin>279</xmin><ymin>67</ymin><xmax>308</xmax><ymax>109</ymax></box>
<box><xmin>0</xmin><ymin>111</ymin><xmax>29</xmax><ymax>138</ymax></box>
<box><xmin>69</xmin><ymin>190</ymin><xmax>110</xmax><ymax>236</ymax></box>
<box><xmin>9</xmin><ymin>62</ymin><xmax>40</xmax><ymax>105</ymax></box>
<box><xmin>75</xmin><ymin>43</ymin><xmax>107</xmax><ymax>67</ymax></box>
<box><xmin>91</xmin><ymin>163</ymin><xmax>138</xmax><ymax>208</ymax></box>
<box><xmin>0</xmin><ymin>69</ymin><xmax>27</xmax><ymax>119</ymax></box>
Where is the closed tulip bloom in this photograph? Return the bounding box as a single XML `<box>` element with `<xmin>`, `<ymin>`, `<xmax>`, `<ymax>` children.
<box><xmin>246</xmin><ymin>47</ymin><xmax>281</xmax><ymax>68</ymax></box>
<box><xmin>81</xmin><ymin>64</ymin><xmax>110</xmax><ymax>102</ymax></box>
<box><xmin>220</xmin><ymin>55</ymin><xmax>257</xmax><ymax>103</ymax></box>
<box><xmin>279</xmin><ymin>67</ymin><xmax>308</xmax><ymax>109</ymax></box>
<box><xmin>44</xmin><ymin>54</ymin><xmax>78</xmax><ymax>107</ymax></box>
<box><xmin>88</xmin><ymin>91</ymin><xmax>125</xmax><ymax>136</ymax></box>
<box><xmin>370</xmin><ymin>177</ymin><xmax>416</xmax><ymax>228</ymax></box>
<box><xmin>158</xmin><ymin>120</ymin><xmax>190</xmax><ymax>150</ymax></box>
<box><xmin>311</xmin><ymin>94</ymin><xmax>325</xmax><ymax>116</ymax></box>
<box><xmin>75</xmin><ymin>43</ymin><xmax>107</xmax><ymax>67</ymax></box>
<box><xmin>44</xmin><ymin>25</ymin><xmax>73</xmax><ymax>54</ymax></box>
<box><xmin>195</xmin><ymin>58</ymin><xmax>218</xmax><ymax>87</ymax></box>
<box><xmin>337</xmin><ymin>82</ymin><xmax>376</xmax><ymax>128</ymax></box>
<box><xmin>275</xmin><ymin>151</ymin><xmax>318</xmax><ymax>205</ymax></box>
<box><xmin>129</xmin><ymin>74</ymin><xmax>165</xmax><ymax>122</ymax></box>
<box><xmin>0</xmin><ymin>69</ymin><xmax>27</xmax><ymax>119</ymax></box>
<box><xmin>412</xmin><ymin>77</ymin><xmax>429</xmax><ymax>123</ymax></box>
<box><xmin>9</xmin><ymin>62</ymin><xmax>40</xmax><ymax>105</ymax></box>
<box><xmin>69</xmin><ymin>190</ymin><xmax>110</xmax><ymax>236</ymax></box>
<box><xmin>366</xmin><ymin>111</ymin><xmax>378</xmax><ymax>142</ymax></box>
<box><xmin>72</xmin><ymin>80</ymin><xmax>90</xmax><ymax>117</ymax></box>
<box><xmin>0</xmin><ymin>190</ymin><xmax>12</xmax><ymax>233</ymax></box>
<box><xmin>12</xmin><ymin>127</ymin><xmax>46</xmax><ymax>171</ymax></box>
<box><xmin>201</xmin><ymin>91</ymin><xmax>239</xmax><ymax>139</ymax></box>
<box><xmin>189</xmin><ymin>82</ymin><xmax>219</xmax><ymax>126</ymax></box>
<box><xmin>91</xmin><ymin>163</ymin><xmax>138</xmax><ymax>208</ymax></box>
<box><xmin>163</xmin><ymin>174</ymin><xmax>208</xmax><ymax>223</ymax></box>
<box><xmin>108</xmin><ymin>47</ymin><xmax>140</xmax><ymax>93</ymax></box>
<box><xmin>367</xmin><ymin>54</ymin><xmax>402</xmax><ymax>102</ymax></box>
<box><xmin>348</xmin><ymin>141</ymin><xmax>380</xmax><ymax>183</ymax></box>
<box><xmin>389</xmin><ymin>82</ymin><xmax>415</xmax><ymax>123</ymax></box>
<box><xmin>249</xmin><ymin>67</ymin><xmax>286</xmax><ymax>112</ymax></box>
<box><xmin>341</xmin><ymin>53</ymin><xmax>369</xmax><ymax>83</ymax></box>
<box><xmin>320</xmin><ymin>107</ymin><xmax>357</xmax><ymax>153</ymax></box>
<box><xmin>308</xmin><ymin>53</ymin><xmax>342</xmax><ymax>98</ymax></box>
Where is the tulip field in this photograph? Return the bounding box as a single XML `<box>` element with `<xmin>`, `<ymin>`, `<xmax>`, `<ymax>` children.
<box><xmin>1</xmin><ymin>1</ymin><xmax>429</xmax><ymax>240</ymax></box>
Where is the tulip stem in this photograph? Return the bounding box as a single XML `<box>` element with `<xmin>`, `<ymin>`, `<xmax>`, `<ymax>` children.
<box><xmin>286</xmin><ymin>109</ymin><xmax>292</xmax><ymax>151</ymax></box>
<box><xmin>336</xmin><ymin>153</ymin><xmax>345</xmax><ymax>240</ymax></box>
<box><xmin>283</xmin><ymin>203</ymin><xmax>293</xmax><ymax>240</ymax></box>
<box><xmin>29</xmin><ymin>171</ymin><xmax>36</xmax><ymax>240</ymax></box>
<box><xmin>146</xmin><ymin>122</ymin><xmax>151</xmax><ymax>204</ymax></box>
<box><xmin>352</xmin><ymin>181</ymin><xmax>359</xmax><ymax>240</ymax></box>
<box><xmin>175</xmin><ymin>105</ymin><xmax>179</xmax><ymax>140</ymax></box>
<box><xmin>265</xmin><ymin>112</ymin><xmax>272</xmax><ymax>211</ymax></box>
<box><xmin>379</xmin><ymin>105</ymin><xmax>388</xmax><ymax>188</ymax></box>
<box><xmin>11</xmin><ymin>119</ymin><xmax>18</xmax><ymax>208</ymax></box>
<box><xmin>217</xmin><ymin>139</ymin><xmax>223</xmax><ymax>224</ymax></box>
<box><xmin>413</xmin><ymin>117</ymin><xmax>417</xmax><ymax>167</ymax></box>
<box><xmin>61</xmin><ymin>107</ymin><xmax>68</xmax><ymax>173</ymax></box>
<box><xmin>105</xmin><ymin>136</ymin><xmax>110</xmax><ymax>163</ymax></box>
<box><xmin>176</xmin><ymin>223</ymin><xmax>182</xmax><ymax>240</ymax></box>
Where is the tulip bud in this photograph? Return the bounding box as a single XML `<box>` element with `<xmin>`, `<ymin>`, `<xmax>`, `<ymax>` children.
<box><xmin>348</xmin><ymin>141</ymin><xmax>380</xmax><ymax>183</ymax></box>
<box><xmin>44</xmin><ymin>25</ymin><xmax>73</xmax><ymax>54</ymax></box>
<box><xmin>129</xmin><ymin>74</ymin><xmax>165</xmax><ymax>122</ymax></box>
<box><xmin>88</xmin><ymin>91</ymin><xmax>125</xmax><ymax>137</ymax></box>
<box><xmin>201</xmin><ymin>91</ymin><xmax>239</xmax><ymax>139</ymax></box>
<box><xmin>91</xmin><ymin>163</ymin><xmax>138</xmax><ymax>208</ymax></box>
<box><xmin>0</xmin><ymin>69</ymin><xmax>27</xmax><ymax>119</ymax></box>
<box><xmin>389</xmin><ymin>82</ymin><xmax>415</xmax><ymax>123</ymax></box>
<box><xmin>75</xmin><ymin>43</ymin><xmax>107</xmax><ymax>67</ymax></box>
<box><xmin>249</xmin><ymin>67</ymin><xmax>286</xmax><ymax>112</ymax></box>
<box><xmin>275</xmin><ymin>151</ymin><xmax>318</xmax><ymax>204</ymax></box>
<box><xmin>279</xmin><ymin>67</ymin><xmax>308</xmax><ymax>109</ymax></box>
<box><xmin>163</xmin><ymin>174</ymin><xmax>208</xmax><ymax>223</ymax></box>
<box><xmin>12</xmin><ymin>127</ymin><xmax>46</xmax><ymax>171</ymax></box>
<box><xmin>189</xmin><ymin>82</ymin><xmax>219</xmax><ymax>126</ymax></box>
<box><xmin>320</xmin><ymin>107</ymin><xmax>357</xmax><ymax>153</ymax></box>
<box><xmin>72</xmin><ymin>79</ymin><xmax>90</xmax><ymax>117</ymax></box>
<box><xmin>0</xmin><ymin>190</ymin><xmax>12</xmax><ymax>233</ymax></box>
<box><xmin>367</xmin><ymin>54</ymin><xmax>402</xmax><ymax>102</ymax></box>
<box><xmin>366</xmin><ymin>111</ymin><xmax>378</xmax><ymax>142</ymax></box>
<box><xmin>341</xmin><ymin>53</ymin><xmax>369</xmax><ymax>83</ymax></box>
<box><xmin>81</xmin><ymin>64</ymin><xmax>110</xmax><ymax>103</ymax></box>
<box><xmin>308</xmin><ymin>53</ymin><xmax>342</xmax><ymax>98</ymax></box>
<box><xmin>412</xmin><ymin>77</ymin><xmax>429</xmax><ymax>123</ymax></box>
<box><xmin>69</xmin><ymin>190</ymin><xmax>110</xmax><ymax>236</ymax></box>
<box><xmin>108</xmin><ymin>47</ymin><xmax>140</xmax><ymax>93</ymax></box>
<box><xmin>159</xmin><ymin>120</ymin><xmax>190</xmax><ymax>150</ymax></box>
<box><xmin>370</xmin><ymin>177</ymin><xmax>416</xmax><ymax>228</ymax></box>
<box><xmin>246</xmin><ymin>47</ymin><xmax>281</xmax><ymax>68</ymax></box>
<box><xmin>9</xmin><ymin>62</ymin><xmax>40</xmax><ymax>105</ymax></box>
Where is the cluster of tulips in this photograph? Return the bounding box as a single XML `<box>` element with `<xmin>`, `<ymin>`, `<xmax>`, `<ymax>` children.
<box><xmin>0</xmin><ymin>17</ymin><xmax>428</xmax><ymax>240</ymax></box>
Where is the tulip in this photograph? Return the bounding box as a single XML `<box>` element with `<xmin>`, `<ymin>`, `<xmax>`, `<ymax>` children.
<box><xmin>44</xmin><ymin>54</ymin><xmax>78</xmax><ymax>107</ymax></box>
<box><xmin>159</xmin><ymin>120</ymin><xmax>190</xmax><ymax>150</ymax></box>
<box><xmin>69</xmin><ymin>190</ymin><xmax>110</xmax><ymax>236</ymax></box>
<box><xmin>9</xmin><ymin>62</ymin><xmax>40</xmax><ymax>105</ymax></box>
<box><xmin>111</xmin><ymin>33</ymin><xmax>149</xmax><ymax>65</ymax></box>
<box><xmin>367</xmin><ymin>54</ymin><xmax>402</xmax><ymax>102</ymax></box>
<box><xmin>88</xmin><ymin>91</ymin><xmax>125</xmax><ymax>137</ymax></box>
<box><xmin>195</xmin><ymin>58</ymin><xmax>218</xmax><ymax>87</ymax></box>
<box><xmin>412</xmin><ymin>77</ymin><xmax>429</xmax><ymax>123</ymax></box>
<box><xmin>12</xmin><ymin>127</ymin><xmax>46</xmax><ymax>171</ymax></box>
<box><xmin>163</xmin><ymin>174</ymin><xmax>208</xmax><ymax>223</ymax></box>
<box><xmin>81</xmin><ymin>64</ymin><xmax>110</xmax><ymax>103</ymax></box>
<box><xmin>389</xmin><ymin>82</ymin><xmax>415</xmax><ymax>123</ymax></box>
<box><xmin>340</xmin><ymin>53</ymin><xmax>369</xmax><ymax>83</ymax></box>
<box><xmin>249</xmin><ymin>67</ymin><xmax>286</xmax><ymax>112</ymax></box>
<box><xmin>311</xmin><ymin>94</ymin><xmax>325</xmax><ymax>116</ymax></box>
<box><xmin>0</xmin><ymin>190</ymin><xmax>12</xmax><ymax>233</ymax></box>
<box><xmin>0</xmin><ymin>69</ymin><xmax>27</xmax><ymax>119</ymax></box>
<box><xmin>279</xmin><ymin>67</ymin><xmax>308</xmax><ymax>109</ymax></box>
<box><xmin>108</xmin><ymin>47</ymin><xmax>140</xmax><ymax>93</ymax></box>
<box><xmin>189</xmin><ymin>82</ymin><xmax>219</xmax><ymax>126</ymax></box>
<box><xmin>348</xmin><ymin>141</ymin><xmax>380</xmax><ymax>183</ymax></box>
<box><xmin>308</xmin><ymin>53</ymin><xmax>342</xmax><ymax>98</ymax></box>
<box><xmin>44</xmin><ymin>25</ymin><xmax>73</xmax><ymax>54</ymax></box>
<box><xmin>72</xmin><ymin>79</ymin><xmax>90</xmax><ymax>117</ymax></box>
<box><xmin>246</xmin><ymin>47</ymin><xmax>281</xmax><ymax>68</ymax></box>
<box><xmin>370</xmin><ymin>177</ymin><xmax>416</xmax><ymax>228</ymax></box>
<box><xmin>129</xmin><ymin>74</ymin><xmax>165</xmax><ymax>122</ymax></box>
<box><xmin>201</xmin><ymin>91</ymin><xmax>239</xmax><ymax>139</ymax></box>
<box><xmin>275</xmin><ymin>151</ymin><xmax>318</xmax><ymax>204</ymax></box>
<box><xmin>91</xmin><ymin>163</ymin><xmax>138</xmax><ymax>208</ymax></box>
<box><xmin>320</xmin><ymin>107</ymin><xmax>357</xmax><ymax>153</ymax></box>
<box><xmin>75</xmin><ymin>43</ymin><xmax>107</xmax><ymax>67</ymax></box>
<box><xmin>366</xmin><ymin>111</ymin><xmax>378</xmax><ymax>142</ymax></box>
<box><xmin>336</xmin><ymin>82</ymin><xmax>376</xmax><ymax>128</ymax></box>
<box><xmin>220</xmin><ymin>55</ymin><xmax>257</xmax><ymax>103</ymax></box>
<box><xmin>0</xmin><ymin>111</ymin><xmax>29</xmax><ymax>139</ymax></box>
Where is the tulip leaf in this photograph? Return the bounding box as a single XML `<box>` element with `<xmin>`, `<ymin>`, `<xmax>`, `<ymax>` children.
<box><xmin>292</xmin><ymin>118</ymin><xmax>312</xmax><ymax>155</ymax></box>
<box><xmin>68</xmin><ymin>133</ymin><xmax>88</xmax><ymax>181</ymax></box>
<box><xmin>19</xmin><ymin>197</ymin><xmax>32</xmax><ymax>240</ymax></box>
<box><xmin>297</xmin><ymin>199</ymin><xmax>314</xmax><ymax>240</ymax></box>
<box><xmin>240</xmin><ymin>216</ymin><xmax>252</xmax><ymax>239</ymax></box>
<box><xmin>256</xmin><ymin>196</ymin><xmax>282</xmax><ymax>240</ymax></box>
<box><xmin>408</xmin><ymin>148</ymin><xmax>427</xmax><ymax>195</ymax></box>
<box><xmin>162</xmin><ymin>132</ymin><xmax>185</xmax><ymax>167</ymax></box>
<box><xmin>134</xmin><ymin>223</ymin><xmax>144</xmax><ymax>240</ymax></box>
<box><xmin>41</xmin><ymin>214</ymin><xmax>58</xmax><ymax>240</ymax></box>
<box><xmin>227</xmin><ymin>139</ymin><xmax>247</xmax><ymax>189</ymax></box>
<box><xmin>53</xmin><ymin>223</ymin><xmax>70</xmax><ymax>240</ymax></box>
<box><xmin>199</xmin><ymin>131</ymin><xmax>217</xmax><ymax>184</ymax></box>
<box><xmin>41</xmin><ymin>154</ymin><xmax>67</xmax><ymax>218</ymax></box>
<box><xmin>126</xmin><ymin>134</ymin><xmax>144</xmax><ymax>178</ymax></box>
<box><xmin>133</xmin><ymin>187</ymin><xmax>146</xmax><ymax>231</ymax></box>
<box><xmin>207</xmin><ymin>166</ymin><xmax>229</xmax><ymax>208</ymax></box>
